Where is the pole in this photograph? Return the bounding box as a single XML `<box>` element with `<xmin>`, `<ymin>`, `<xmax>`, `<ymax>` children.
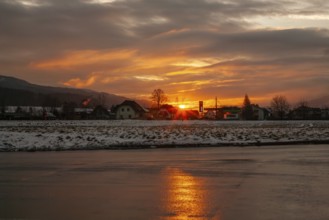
<box><xmin>215</xmin><ymin>96</ymin><xmax>218</xmax><ymax>119</ymax></box>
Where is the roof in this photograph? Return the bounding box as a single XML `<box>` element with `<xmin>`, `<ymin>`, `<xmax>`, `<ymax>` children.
<box><xmin>116</xmin><ymin>100</ymin><xmax>148</xmax><ymax>113</ymax></box>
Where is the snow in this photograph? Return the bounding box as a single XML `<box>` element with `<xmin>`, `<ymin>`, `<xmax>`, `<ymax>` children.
<box><xmin>0</xmin><ymin>120</ymin><xmax>329</xmax><ymax>151</ymax></box>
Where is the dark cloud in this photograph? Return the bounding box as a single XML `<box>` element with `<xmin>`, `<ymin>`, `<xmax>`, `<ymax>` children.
<box><xmin>148</xmin><ymin>28</ymin><xmax>329</xmax><ymax>58</ymax></box>
<box><xmin>1</xmin><ymin>0</ymin><xmax>328</xmax><ymax>58</ymax></box>
<box><xmin>0</xmin><ymin>0</ymin><xmax>135</xmax><ymax>56</ymax></box>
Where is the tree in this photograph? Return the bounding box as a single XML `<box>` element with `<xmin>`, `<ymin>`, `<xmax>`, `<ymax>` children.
<box><xmin>151</xmin><ymin>89</ymin><xmax>168</xmax><ymax>110</ymax></box>
<box><xmin>271</xmin><ymin>95</ymin><xmax>290</xmax><ymax>120</ymax></box>
<box><xmin>241</xmin><ymin>94</ymin><xmax>253</xmax><ymax>120</ymax></box>
<box><xmin>295</xmin><ymin>100</ymin><xmax>309</xmax><ymax>120</ymax></box>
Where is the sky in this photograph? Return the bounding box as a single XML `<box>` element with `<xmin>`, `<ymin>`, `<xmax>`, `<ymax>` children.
<box><xmin>1</xmin><ymin>0</ymin><xmax>329</xmax><ymax>108</ymax></box>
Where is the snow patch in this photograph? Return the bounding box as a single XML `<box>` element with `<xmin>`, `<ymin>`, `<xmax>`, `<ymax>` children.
<box><xmin>0</xmin><ymin>120</ymin><xmax>329</xmax><ymax>151</ymax></box>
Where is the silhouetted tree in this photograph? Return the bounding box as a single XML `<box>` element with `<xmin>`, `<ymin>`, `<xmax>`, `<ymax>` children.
<box><xmin>241</xmin><ymin>94</ymin><xmax>253</xmax><ymax>120</ymax></box>
<box><xmin>295</xmin><ymin>100</ymin><xmax>309</xmax><ymax>120</ymax></box>
<box><xmin>271</xmin><ymin>95</ymin><xmax>290</xmax><ymax>120</ymax></box>
<box><xmin>151</xmin><ymin>89</ymin><xmax>168</xmax><ymax>110</ymax></box>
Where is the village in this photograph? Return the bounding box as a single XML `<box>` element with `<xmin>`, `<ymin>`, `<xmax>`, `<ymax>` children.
<box><xmin>1</xmin><ymin>94</ymin><xmax>328</xmax><ymax>121</ymax></box>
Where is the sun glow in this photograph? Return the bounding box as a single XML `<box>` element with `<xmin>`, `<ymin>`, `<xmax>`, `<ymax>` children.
<box><xmin>178</xmin><ymin>104</ymin><xmax>186</xmax><ymax>109</ymax></box>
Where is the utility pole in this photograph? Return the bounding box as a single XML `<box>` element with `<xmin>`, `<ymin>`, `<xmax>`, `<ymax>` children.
<box><xmin>215</xmin><ymin>96</ymin><xmax>217</xmax><ymax>109</ymax></box>
<box><xmin>215</xmin><ymin>96</ymin><xmax>218</xmax><ymax>119</ymax></box>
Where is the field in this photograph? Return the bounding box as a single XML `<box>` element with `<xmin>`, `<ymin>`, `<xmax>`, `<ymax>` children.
<box><xmin>1</xmin><ymin>120</ymin><xmax>329</xmax><ymax>151</ymax></box>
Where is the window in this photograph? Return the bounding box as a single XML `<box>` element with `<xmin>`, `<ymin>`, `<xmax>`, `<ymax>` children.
<box><xmin>121</xmin><ymin>108</ymin><xmax>124</xmax><ymax>112</ymax></box>
<box><xmin>129</xmin><ymin>115</ymin><xmax>131</xmax><ymax>119</ymax></box>
<box><xmin>127</xmin><ymin>108</ymin><xmax>130</xmax><ymax>112</ymax></box>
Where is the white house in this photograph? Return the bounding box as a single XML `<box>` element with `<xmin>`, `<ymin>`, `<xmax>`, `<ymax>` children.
<box><xmin>251</xmin><ymin>104</ymin><xmax>269</xmax><ymax>120</ymax></box>
<box><xmin>115</xmin><ymin>100</ymin><xmax>149</xmax><ymax>119</ymax></box>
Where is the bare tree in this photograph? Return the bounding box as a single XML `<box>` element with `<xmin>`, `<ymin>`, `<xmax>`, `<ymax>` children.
<box><xmin>271</xmin><ymin>95</ymin><xmax>290</xmax><ymax>120</ymax></box>
<box><xmin>151</xmin><ymin>89</ymin><xmax>168</xmax><ymax>110</ymax></box>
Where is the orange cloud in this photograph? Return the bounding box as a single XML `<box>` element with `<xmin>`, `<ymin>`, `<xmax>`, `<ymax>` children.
<box><xmin>172</xmin><ymin>58</ymin><xmax>219</xmax><ymax>68</ymax></box>
<box><xmin>31</xmin><ymin>49</ymin><xmax>137</xmax><ymax>69</ymax></box>
<box><xmin>134</xmin><ymin>75</ymin><xmax>167</xmax><ymax>81</ymax></box>
<box><xmin>63</xmin><ymin>74</ymin><xmax>97</xmax><ymax>88</ymax></box>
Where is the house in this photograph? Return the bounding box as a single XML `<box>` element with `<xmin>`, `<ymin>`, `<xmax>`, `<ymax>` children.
<box><xmin>74</xmin><ymin>107</ymin><xmax>94</xmax><ymax>119</ymax></box>
<box><xmin>0</xmin><ymin>106</ymin><xmax>57</xmax><ymax>120</ymax></box>
<box><xmin>115</xmin><ymin>100</ymin><xmax>149</xmax><ymax>119</ymax></box>
<box><xmin>220</xmin><ymin>106</ymin><xmax>241</xmax><ymax>120</ymax></box>
<box><xmin>203</xmin><ymin>106</ymin><xmax>240</xmax><ymax>120</ymax></box>
<box><xmin>157</xmin><ymin>104</ymin><xmax>178</xmax><ymax>120</ymax></box>
<box><xmin>251</xmin><ymin>104</ymin><xmax>270</xmax><ymax>120</ymax></box>
<box><xmin>223</xmin><ymin>112</ymin><xmax>239</xmax><ymax>120</ymax></box>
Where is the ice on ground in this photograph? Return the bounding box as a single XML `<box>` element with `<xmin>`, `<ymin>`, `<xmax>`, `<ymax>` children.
<box><xmin>0</xmin><ymin>120</ymin><xmax>329</xmax><ymax>151</ymax></box>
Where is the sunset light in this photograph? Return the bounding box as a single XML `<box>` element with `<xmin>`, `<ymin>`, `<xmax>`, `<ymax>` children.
<box><xmin>178</xmin><ymin>104</ymin><xmax>186</xmax><ymax>109</ymax></box>
<box><xmin>162</xmin><ymin>168</ymin><xmax>208</xmax><ymax>220</ymax></box>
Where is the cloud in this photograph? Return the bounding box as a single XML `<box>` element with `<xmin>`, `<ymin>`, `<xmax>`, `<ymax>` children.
<box><xmin>63</xmin><ymin>74</ymin><xmax>98</xmax><ymax>88</ymax></box>
<box><xmin>1</xmin><ymin>0</ymin><xmax>329</xmax><ymax>106</ymax></box>
<box><xmin>134</xmin><ymin>75</ymin><xmax>167</xmax><ymax>81</ymax></box>
<box><xmin>31</xmin><ymin>49</ymin><xmax>137</xmax><ymax>69</ymax></box>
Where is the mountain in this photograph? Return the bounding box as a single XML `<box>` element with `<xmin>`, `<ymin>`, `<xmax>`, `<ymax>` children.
<box><xmin>0</xmin><ymin>75</ymin><xmax>147</xmax><ymax>108</ymax></box>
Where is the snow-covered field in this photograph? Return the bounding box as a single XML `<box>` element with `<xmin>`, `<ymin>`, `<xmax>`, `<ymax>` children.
<box><xmin>1</xmin><ymin>120</ymin><xmax>329</xmax><ymax>151</ymax></box>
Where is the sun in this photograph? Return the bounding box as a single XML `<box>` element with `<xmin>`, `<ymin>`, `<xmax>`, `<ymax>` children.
<box><xmin>179</xmin><ymin>104</ymin><xmax>186</xmax><ymax>109</ymax></box>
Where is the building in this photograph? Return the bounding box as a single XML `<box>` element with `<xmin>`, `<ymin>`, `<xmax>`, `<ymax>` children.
<box><xmin>73</xmin><ymin>107</ymin><xmax>94</xmax><ymax>119</ymax></box>
<box><xmin>89</xmin><ymin>105</ymin><xmax>110</xmax><ymax>119</ymax></box>
<box><xmin>157</xmin><ymin>104</ymin><xmax>178</xmax><ymax>120</ymax></box>
<box><xmin>115</xmin><ymin>100</ymin><xmax>149</xmax><ymax>119</ymax></box>
<box><xmin>223</xmin><ymin>112</ymin><xmax>239</xmax><ymax>120</ymax></box>
<box><xmin>0</xmin><ymin>106</ymin><xmax>57</xmax><ymax>120</ymax></box>
<box><xmin>251</xmin><ymin>104</ymin><xmax>270</xmax><ymax>120</ymax></box>
<box><xmin>203</xmin><ymin>110</ymin><xmax>216</xmax><ymax>120</ymax></box>
<box><xmin>221</xmin><ymin>106</ymin><xmax>241</xmax><ymax>120</ymax></box>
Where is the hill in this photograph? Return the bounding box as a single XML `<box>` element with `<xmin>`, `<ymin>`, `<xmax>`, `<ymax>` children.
<box><xmin>0</xmin><ymin>75</ymin><xmax>146</xmax><ymax>108</ymax></box>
